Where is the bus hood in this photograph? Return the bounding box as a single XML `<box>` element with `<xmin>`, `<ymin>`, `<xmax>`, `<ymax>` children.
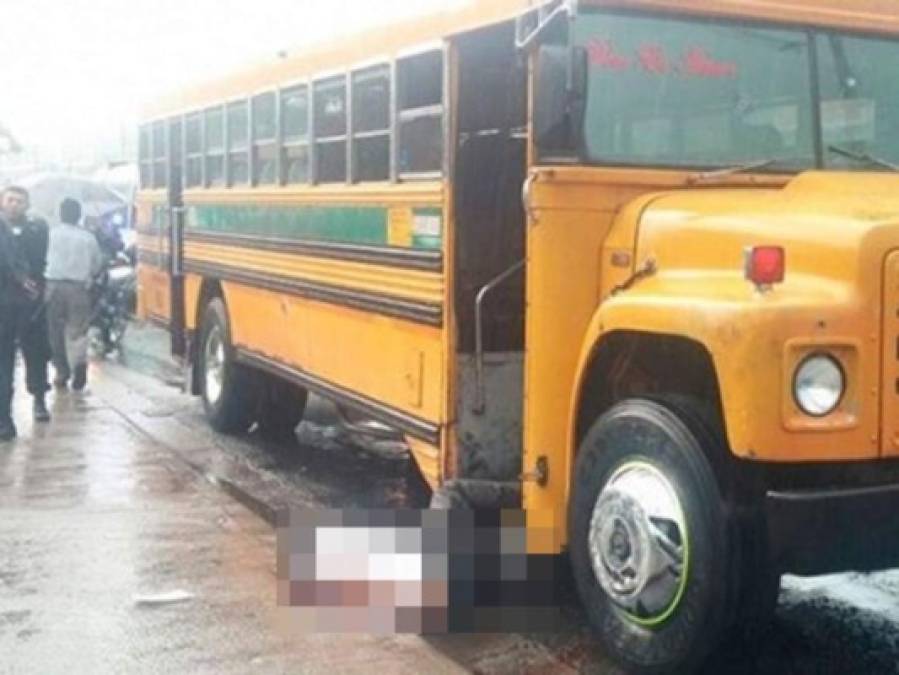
<box><xmin>633</xmin><ymin>171</ymin><xmax>899</xmax><ymax>296</ymax></box>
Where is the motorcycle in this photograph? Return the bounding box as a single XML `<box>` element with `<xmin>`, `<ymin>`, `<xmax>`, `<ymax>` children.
<box><xmin>89</xmin><ymin>252</ymin><xmax>136</xmax><ymax>355</ymax></box>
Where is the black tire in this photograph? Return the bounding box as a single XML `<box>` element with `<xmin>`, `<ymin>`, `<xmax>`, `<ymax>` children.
<box><xmin>109</xmin><ymin>314</ymin><xmax>128</xmax><ymax>349</ymax></box>
<box><xmin>570</xmin><ymin>398</ymin><xmax>739</xmax><ymax>675</ymax></box>
<box><xmin>649</xmin><ymin>395</ymin><xmax>780</xmax><ymax>651</ymax></box>
<box><xmin>254</xmin><ymin>374</ymin><xmax>308</xmax><ymax>442</ymax></box>
<box><xmin>199</xmin><ymin>297</ymin><xmax>253</xmax><ymax>434</ymax></box>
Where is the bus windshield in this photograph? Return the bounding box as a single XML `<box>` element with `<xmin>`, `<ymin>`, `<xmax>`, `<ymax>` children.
<box><xmin>575</xmin><ymin>11</ymin><xmax>899</xmax><ymax>172</ymax></box>
<box><xmin>818</xmin><ymin>33</ymin><xmax>899</xmax><ymax>171</ymax></box>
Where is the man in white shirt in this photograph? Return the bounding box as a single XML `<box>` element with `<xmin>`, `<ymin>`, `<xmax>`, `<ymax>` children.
<box><xmin>45</xmin><ymin>198</ymin><xmax>104</xmax><ymax>391</ymax></box>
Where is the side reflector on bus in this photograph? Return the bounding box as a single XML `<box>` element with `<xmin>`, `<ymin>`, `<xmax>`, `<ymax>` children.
<box><xmin>745</xmin><ymin>246</ymin><xmax>785</xmax><ymax>286</ymax></box>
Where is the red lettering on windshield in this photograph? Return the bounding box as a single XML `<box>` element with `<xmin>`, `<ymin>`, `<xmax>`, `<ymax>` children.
<box><xmin>638</xmin><ymin>44</ymin><xmax>669</xmax><ymax>74</ymax></box>
<box><xmin>586</xmin><ymin>41</ymin><xmax>739</xmax><ymax>80</ymax></box>
<box><xmin>682</xmin><ymin>47</ymin><xmax>738</xmax><ymax>78</ymax></box>
<box><xmin>587</xmin><ymin>40</ymin><xmax>630</xmax><ymax>70</ymax></box>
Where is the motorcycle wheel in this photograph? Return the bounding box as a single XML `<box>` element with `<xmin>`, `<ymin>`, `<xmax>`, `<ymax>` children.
<box><xmin>108</xmin><ymin>317</ymin><xmax>129</xmax><ymax>352</ymax></box>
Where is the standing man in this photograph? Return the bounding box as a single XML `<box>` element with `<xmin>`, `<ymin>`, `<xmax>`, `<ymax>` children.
<box><xmin>45</xmin><ymin>198</ymin><xmax>104</xmax><ymax>392</ymax></box>
<box><xmin>0</xmin><ymin>207</ymin><xmax>39</xmax><ymax>441</ymax></box>
<box><xmin>1</xmin><ymin>186</ymin><xmax>52</xmax><ymax>422</ymax></box>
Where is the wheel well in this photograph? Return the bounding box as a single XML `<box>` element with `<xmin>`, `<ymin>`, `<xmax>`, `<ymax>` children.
<box><xmin>189</xmin><ymin>278</ymin><xmax>224</xmax><ymax>395</ymax></box>
<box><xmin>196</xmin><ymin>278</ymin><xmax>224</xmax><ymax>325</ymax></box>
<box><xmin>574</xmin><ymin>331</ymin><xmax>728</xmax><ymax>454</ymax></box>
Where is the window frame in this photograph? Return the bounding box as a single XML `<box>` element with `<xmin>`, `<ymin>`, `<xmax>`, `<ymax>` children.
<box><xmin>350</xmin><ymin>63</ymin><xmax>392</xmax><ymax>183</ymax></box>
<box><xmin>165</xmin><ymin>41</ymin><xmax>455</xmax><ymax>190</ymax></box>
<box><xmin>312</xmin><ymin>73</ymin><xmax>349</xmax><ymax>184</ymax></box>
<box><xmin>150</xmin><ymin>121</ymin><xmax>169</xmax><ymax>189</ymax></box>
<box><xmin>279</xmin><ymin>81</ymin><xmax>312</xmax><ymax>185</ymax></box>
<box><xmin>168</xmin><ymin>116</ymin><xmax>183</xmax><ymax>192</ymax></box>
<box><xmin>251</xmin><ymin>90</ymin><xmax>279</xmax><ymax>186</ymax></box>
<box><xmin>184</xmin><ymin>111</ymin><xmax>205</xmax><ymax>189</ymax></box>
<box><xmin>139</xmin><ymin>124</ymin><xmax>152</xmax><ymax>190</ymax></box>
<box><xmin>203</xmin><ymin>104</ymin><xmax>226</xmax><ymax>188</ymax></box>
<box><xmin>226</xmin><ymin>98</ymin><xmax>251</xmax><ymax>187</ymax></box>
<box><xmin>395</xmin><ymin>46</ymin><xmax>446</xmax><ymax>181</ymax></box>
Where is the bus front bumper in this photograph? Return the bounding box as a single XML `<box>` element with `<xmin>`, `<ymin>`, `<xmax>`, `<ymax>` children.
<box><xmin>766</xmin><ymin>482</ymin><xmax>899</xmax><ymax>576</ymax></box>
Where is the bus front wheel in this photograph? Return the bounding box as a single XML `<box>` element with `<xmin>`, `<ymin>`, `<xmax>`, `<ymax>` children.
<box><xmin>570</xmin><ymin>398</ymin><xmax>745</xmax><ymax>674</ymax></box>
<box><xmin>199</xmin><ymin>297</ymin><xmax>253</xmax><ymax>434</ymax></box>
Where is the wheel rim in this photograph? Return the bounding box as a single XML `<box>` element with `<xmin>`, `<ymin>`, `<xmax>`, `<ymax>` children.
<box><xmin>588</xmin><ymin>461</ymin><xmax>689</xmax><ymax>627</ymax></box>
<box><xmin>203</xmin><ymin>325</ymin><xmax>226</xmax><ymax>406</ymax></box>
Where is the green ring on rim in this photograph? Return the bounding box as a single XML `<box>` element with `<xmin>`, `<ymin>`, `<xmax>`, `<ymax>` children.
<box><xmin>590</xmin><ymin>460</ymin><xmax>691</xmax><ymax>628</ymax></box>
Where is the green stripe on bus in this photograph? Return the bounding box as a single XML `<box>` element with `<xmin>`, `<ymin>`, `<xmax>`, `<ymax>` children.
<box><xmin>186</xmin><ymin>204</ymin><xmax>390</xmax><ymax>246</ymax></box>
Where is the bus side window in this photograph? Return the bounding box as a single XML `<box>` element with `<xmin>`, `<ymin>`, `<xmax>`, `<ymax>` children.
<box><xmin>313</xmin><ymin>76</ymin><xmax>348</xmax><ymax>183</ymax></box>
<box><xmin>351</xmin><ymin>65</ymin><xmax>391</xmax><ymax>182</ymax></box>
<box><xmin>185</xmin><ymin>113</ymin><xmax>204</xmax><ymax>189</ymax></box>
<box><xmin>205</xmin><ymin>106</ymin><xmax>226</xmax><ymax>187</ymax></box>
<box><xmin>397</xmin><ymin>49</ymin><xmax>444</xmax><ymax>179</ymax></box>
<box><xmin>152</xmin><ymin>121</ymin><xmax>167</xmax><ymax>189</ymax></box>
<box><xmin>281</xmin><ymin>84</ymin><xmax>310</xmax><ymax>184</ymax></box>
<box><xmin>168</xmin><ymin>117</ymin><xmax>182</xmax><ymax>191</ymax></box>
<box><xmin>227</xmin><ymin>100</ymin><xmax>250</xmax><ymax>186</ymax></box>
<box><xmin>139</xmin><ymin>125</ymin><xmax>152</xmax><ymax>189</ymax></box>
<box><xmin>252</xmin><ymin>92</ymin><xmax>278</xmax><ymax>186</ymax></box>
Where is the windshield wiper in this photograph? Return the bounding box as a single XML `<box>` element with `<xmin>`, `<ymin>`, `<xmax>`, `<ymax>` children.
<box><xmin>828</xmin><ymin>144</ymin><xmax>899</xmax><ymax>172</ymax></box>
<box><xmin>687</xmin><ymin>158</ymin><xmax>784</xmax><ymax>184</ymax></box>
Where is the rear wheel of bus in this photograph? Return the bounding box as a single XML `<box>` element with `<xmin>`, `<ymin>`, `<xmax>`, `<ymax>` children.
<box><xmin>570</xmin><ymin>398</ymin><xmax>775</xmax><ymax>674</ymax></box>
<box><xmin>199</xmin><ymin>297</ymin><xmax>253</xmax><ymax>434</ymax></box>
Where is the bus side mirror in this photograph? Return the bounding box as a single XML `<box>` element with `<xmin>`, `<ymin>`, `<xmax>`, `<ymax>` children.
<box><xmin>534</xmin><ymin>45</ymin><xmax>588</xmax><ymax>155</ymax></box>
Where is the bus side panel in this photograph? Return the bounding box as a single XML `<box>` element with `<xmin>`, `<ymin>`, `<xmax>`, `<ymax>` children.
<box><xmin>183</xmin><ymin>272</ymin><xmax>204</xmax><ymax>332</ymax></box>
<box><xmin>135</xmin><ymin>197</ymin><xmax>172</xmax><ymax>328</ymax></box>
<box><xmin>136</xmin><ymin>265</ymin><xmax>171</xmax><ymax>328</ymax></box>
<box><xmin>522</xmin><ymin>169</ymin><xmax>696</xmax><ymax>553</ymax></box>
<box><xmin>222</xmin><ymin>280</ymin><xmax>446</xmax><ymax>427</ymax></box>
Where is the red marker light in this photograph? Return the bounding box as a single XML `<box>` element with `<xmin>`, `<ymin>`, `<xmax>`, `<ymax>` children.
<box><xmin>745</xmin><ymin>246</ymin><xmax>785</xmax><ymax>286</ymax></box>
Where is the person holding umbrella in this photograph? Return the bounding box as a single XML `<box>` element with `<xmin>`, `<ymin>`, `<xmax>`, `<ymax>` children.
<box><xmin>0</xmin><ymin>186</ymin><xmax>51</xmax><ymax>425</ymax></box>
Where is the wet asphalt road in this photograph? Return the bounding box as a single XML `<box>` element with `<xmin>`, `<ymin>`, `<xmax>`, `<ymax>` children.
<box><xmin>3</xmin><ymin>322</ymin><xmax>899</xmax><ymax>673</ymax></box>
<box><xmin>0</xmin><ymin>363</ymin><xmax>479</xmax><ymax>674</ymax></box>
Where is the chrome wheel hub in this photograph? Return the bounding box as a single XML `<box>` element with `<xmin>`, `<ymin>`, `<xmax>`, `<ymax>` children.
<box><xmin>589</xmin><ymin>462</ymin><xmax>688</xmax><ymax>624</ymax></box>
<box><xmin>204</xmin><ymin>326</ymin><xmax>226</xmax><ymax>405</ymax></box>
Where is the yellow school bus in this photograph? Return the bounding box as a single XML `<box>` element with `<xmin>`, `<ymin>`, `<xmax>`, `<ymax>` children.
<box><xmin>136</xmin><ymin>0</ymin><xmax>899</xmax><ymax>670</ymax></box>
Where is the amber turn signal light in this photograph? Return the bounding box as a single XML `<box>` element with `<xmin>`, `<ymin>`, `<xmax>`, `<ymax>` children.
<box><xmin>745</xmin><ymin>246</ymin><xmax>785</xmax><ymax>286</ymax></box>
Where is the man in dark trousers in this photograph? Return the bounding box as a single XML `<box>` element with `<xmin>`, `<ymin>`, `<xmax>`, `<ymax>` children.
<box><xmin>1</xmin><ymin>186</ymin><xmax>51</xmax><ymax>422</ymax></box>
<box><xmin>0</xmin><ymin>202</ymin><xmax>41</xmax><ymax>441</ymax></box>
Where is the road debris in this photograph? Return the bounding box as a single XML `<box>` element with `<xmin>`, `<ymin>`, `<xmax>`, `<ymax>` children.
<box><xmin>133</xmin><ymin>590</ymin><xmax>195</xmax><ymax>607</ymax></box>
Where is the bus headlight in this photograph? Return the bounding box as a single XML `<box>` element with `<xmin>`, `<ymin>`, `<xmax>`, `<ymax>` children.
<box><xmin>793</xmin><ymin>355</ymin><xmax>845</xmax><ymax>417</ymax></box>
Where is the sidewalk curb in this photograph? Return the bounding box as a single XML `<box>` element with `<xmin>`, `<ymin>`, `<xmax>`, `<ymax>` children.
<box><xmin>95</xmin><ymin>362</ymin><xmax>313</xmax><ymax>531</ymax></box>
<box><xmin>180</xmin><ymin>453</ymin><xmax>282</xmax><ymax>527</ymax></box>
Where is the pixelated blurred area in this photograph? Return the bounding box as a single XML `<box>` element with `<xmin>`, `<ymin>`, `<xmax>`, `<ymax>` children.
<box><xmin>276</xmin><ymin>509</ymin><xmax>561</xmax><ymax>634</ymax></box>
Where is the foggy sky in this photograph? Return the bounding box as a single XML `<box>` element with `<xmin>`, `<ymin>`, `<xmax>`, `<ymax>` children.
<box><xmin>0</xmin><ymin>0</ymin><xmax>463</xmax><ymax>158</ymax></box>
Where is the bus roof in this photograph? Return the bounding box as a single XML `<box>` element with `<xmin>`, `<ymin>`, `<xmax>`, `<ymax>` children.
<box><xmin>143</xmin><ymin>0</ymin><xmax>532</xmax><ymax>118</ymax></box>
<box><xmin>143</xmin><ymin>0</ymin><xmax>899</xmax><ymax>120</ymax></box>
<box><xmin>594</xmin><ymin>0</ymin><xmax>899</xmax><ymax>33</ymax></box>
